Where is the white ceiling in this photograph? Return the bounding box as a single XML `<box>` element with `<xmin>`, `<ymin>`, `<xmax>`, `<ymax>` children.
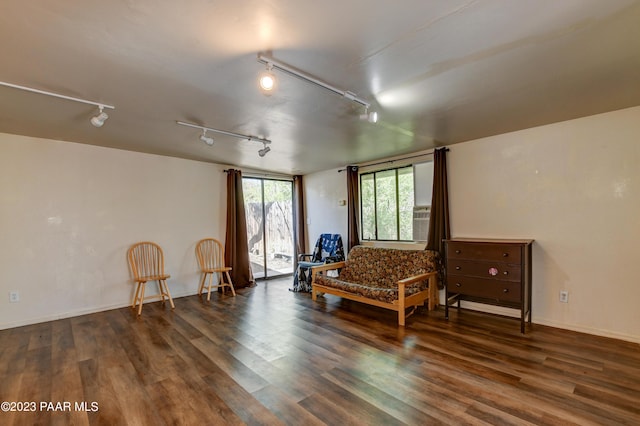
<box><xmin>1</xmin><ymin>0</ymin><xmax>639</xmax><ymax>175</ymax></box>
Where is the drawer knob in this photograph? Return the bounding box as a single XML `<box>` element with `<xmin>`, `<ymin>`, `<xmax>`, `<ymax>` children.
<box><xmin>455</xmin><ymin>283</ymin><xmax>461</xmax><ymax>287</ymax></box>
<box><xmin>488</xmin><ymin>267</ymin><xmax>498</xmax><ymax>276</ymax></box>
<box><xmin>503</xmin><ymin>288</ymin><xmax>509</xmax><ymax>293</ymax></box>
<box><xmin>502</xmin><ymin>253</ymin><xmax>509</xmax><ymax>257</ymax></box>
<box><xmin>455</xmin><ymin>266</ymin><xmax>461</xmax><ymax>270</ymax></box>
<box><xmin>455</xmin><ymin>250</ymin><xmax>461</xmax><ymax>254</ymax></box>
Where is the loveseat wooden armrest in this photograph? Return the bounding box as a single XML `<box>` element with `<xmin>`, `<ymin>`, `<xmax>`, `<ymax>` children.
<box><xmin>399</xmin><ymin>271</ymin><xmax>439</xmax><ymax>311</ymax></box>
<box><xmin>311</xmin><ymin>261</ymin><xmax>346</xmax><ymax>274</ymax></box>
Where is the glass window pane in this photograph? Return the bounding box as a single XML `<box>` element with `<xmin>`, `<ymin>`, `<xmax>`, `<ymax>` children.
<box><xmin>263</xmin><ymin>180</ymin><xmax>294</xmax><ymax>275</ymax></box>
<box><xmin>243</xmin><ymin>178</ymin><xmax>294</xmax><ymax>279</ymax></box>
<box><xmin>243</xmin><ymin>178</ymin><xmax>264</xmax><ymax>278</ymax></box>
<box><xmin>398</xmin><ymin>166</ymin><xmax>414</xmax><ymax>241</ymax></box>
<box><xmin>360</xmin><ymin>174</ymin><xmax>375</xmax><ymax>240</ymax></box>
<box><xmin>375</xmin><ymin>170</ymin><xmax>397</xmax><ymax>240</ymax></box>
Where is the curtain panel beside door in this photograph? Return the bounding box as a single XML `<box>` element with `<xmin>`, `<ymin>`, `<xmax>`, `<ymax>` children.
<box><xmin>225</xmin><ymin>169</ymin><xmax>254</xmax><ymax>288</ymax></box>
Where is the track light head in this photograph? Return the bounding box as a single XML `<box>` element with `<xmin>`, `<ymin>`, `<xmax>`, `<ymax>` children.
<box><xmin>259</xmin><ymin>62</ymin><xmax>276</xmax><ymax>94</ymax></box>
<box><xmin>91</xmin><ymin>106</ymin><xmax>109</xmax><ymax>127</ymax></box>
<box><xmin>258</xmin><ymin>144</ymin><xmax>271</xmax><ymax>157</ymax></box>
<box><xmin>200</xmin><ymin>130</ymin><xmax>214</xmax><ymax>146</ymax></box>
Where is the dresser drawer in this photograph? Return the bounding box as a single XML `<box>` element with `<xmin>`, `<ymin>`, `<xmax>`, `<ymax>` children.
<box><xmin>447</xmin><ymin>259</ymin><xmax>521</xmax><ymax>281</ymax></box>
<box><xmin>447</xmin><ymin>275</ymin><xmax>521</xmax><ymax>303</ymax></box>
<box><xmin>446</xmin><ymin>242</ymin><xmax>522</xmax><ymax>263</ymax></box>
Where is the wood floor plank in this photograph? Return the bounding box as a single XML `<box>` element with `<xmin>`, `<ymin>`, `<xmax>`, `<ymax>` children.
<box><xmin>251</xmin><ymin>385</ymin><xmax>325</xmax><ymax>425</ymax></box>
<box><xmin>15</xmin><ymin>346</ymin><xmax>53</xmax><ymax>425</ymax></box>
<box><xmin>78</xmin><ymin>358</ymin><xmax>127</xmax><ymax>425</ymax></box>
<box><xmin>0</xmin><ymin>328</ymin><xmax>30</xmax><ymax>375</ymax></box>
<box><xmin>50</xmin><ymin>363</ymin><xmax>89</xmax><ymax>426</ymax></box>
<box><xmin>200</xmin><ymin>371</ymin><xmax>285</xmax><ymax>426</ymax></box>
<box><xmin>298</xmin><ymin>385</ymin><xmax>408</xmax><ymax>426</ymax></box>
<box><xmin>1</xmin><ymin>277</ymin><xmax>639</xmax><ymax>425</ymax></box>
<box><xmin>321</xmin><ymin>366</ymin><xmax>442</xmax><ymax>425</ymax></box>
<box><xmin>191</xmin><ymin>336</ymin><xmax>270</xmax><ymax>394</ymax></box>
<box><xmin>220</xmin><ymin>338</ymin><xmax>318</xmax><ymax>403</ymax></box>
<box><xmin>152</xmin><ymin>370</ymin><xmax>244</xmax><ymax>425</ymax></box>
<box><xmin>108</xmin><ymin>362</ymin><xmax>167</xmax><ymax>426</ymax></box>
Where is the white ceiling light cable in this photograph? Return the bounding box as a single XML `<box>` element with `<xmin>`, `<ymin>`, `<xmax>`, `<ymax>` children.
<box><xmin>0</xmin><ymin>81</ymin><xmax>115</xmax><ymax>127</ymax></box>
<box><xmin>256</xmin><ymin>53</ymin><xmax>378</xmax><ymax>123</ymax></box>
<box><xmin>176</xmin><ymin>121</ymin><xmax>271</xmax><ymax>154</ymax></box>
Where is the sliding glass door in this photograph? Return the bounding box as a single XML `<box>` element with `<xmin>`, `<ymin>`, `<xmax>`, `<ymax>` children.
<box><xmin>243</xmin><ymin>177</ymin><xmax>294</xmax><ymax>279</ymax></box>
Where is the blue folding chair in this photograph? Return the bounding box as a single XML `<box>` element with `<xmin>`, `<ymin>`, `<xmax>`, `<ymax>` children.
<box><xmin>291</xmin><ymin>234</ymin><xmax>344</xmax><ymax>292</ymax></box>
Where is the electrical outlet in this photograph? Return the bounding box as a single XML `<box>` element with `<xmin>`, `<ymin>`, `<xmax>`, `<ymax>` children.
<box><xmin>559</xmin><ymin>290</ymin><xmax>568</xmax><ymax>303</ymax></box>
<box><xmin>9</xmin><ymin>291</ymin><xmax>20</xmax><ymax>303</ymax></box>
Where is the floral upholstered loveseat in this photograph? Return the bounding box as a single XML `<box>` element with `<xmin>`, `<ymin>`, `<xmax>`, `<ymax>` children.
<box><xmin>311</xmin><ymin>245</ymin><xmax>440</xmax><ymax>326</ymax></box>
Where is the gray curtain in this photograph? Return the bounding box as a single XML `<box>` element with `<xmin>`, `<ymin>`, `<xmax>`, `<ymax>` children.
<box><xmin>426</xmin><ymin>148</ymin><xmax>451</xmax><ymax>256</ymax></box>
<box><xmin>347</xmin><ymin>166</ymin><xmax>360</xmax><ymax>251</ymax></box>
<box><xmin>224</xmin><ymin>169</ymin><xmax>254</xmax><ymax>288</ymax></box>
<box><xmin>293</xmin><ymin>175</ymin><xmax>306</xmax><ymax>270</ymax></box>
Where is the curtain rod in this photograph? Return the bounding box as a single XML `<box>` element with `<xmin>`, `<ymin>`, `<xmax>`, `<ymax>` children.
<box><xmin>338</xmin><ymin>148</ymin><xmax>448</xmax><ymax>172</ymax></box>
<box><xmin>224</xmin><ymin>169</ymin><xmax>293</xmax><ymax>180</ymax></box>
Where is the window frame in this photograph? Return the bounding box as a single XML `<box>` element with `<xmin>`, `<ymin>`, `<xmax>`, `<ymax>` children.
<box><xmin>359</xmin><ymin>165</ymin><xmax>414</xmax><ymax>242</ymax></box>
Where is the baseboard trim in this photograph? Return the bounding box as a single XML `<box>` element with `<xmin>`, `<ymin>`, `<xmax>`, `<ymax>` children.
<box><xmin>442</xmin><ymin>297</ymin><xmax>640</xmax><ymax>344</ymax></box>
<box><xmin>532</xmin><ymin>318</ymin><xmax>640</xmax><ymax>344</ymax></box>
<box><xmin>0</xmin><ymin>290</ymin><xmax>198</xmax><ymax>330</ymax></box>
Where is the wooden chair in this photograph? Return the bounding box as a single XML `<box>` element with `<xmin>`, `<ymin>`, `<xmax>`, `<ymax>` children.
<box><xmin>127</xmin><ymin>242</ymin><xmax>175</xmax><ymax>315</ymax></box>
<box><xmin>195</xmin><ymin>238</ymin><xmax>236</xmax><ymax>301</ymax></box>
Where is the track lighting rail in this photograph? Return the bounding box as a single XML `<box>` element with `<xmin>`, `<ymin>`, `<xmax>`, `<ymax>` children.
<box><xmin>0</xmin><ymin>81</ymin><xmax>115</xmax><ymax>110</ymax></box>
<box><xmin>257</xmin><ymin>54</ymin><xmax>371</xmax><ymax>109</ymax></box>
<box><xmin>176</xmin><ymin>121</ymin><xmax>271</xmax><ymax>145</ymax></box>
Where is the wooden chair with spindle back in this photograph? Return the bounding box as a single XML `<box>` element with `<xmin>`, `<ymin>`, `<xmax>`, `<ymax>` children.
<box><xmin>195</xmin><ymin>238</ymin><xmax>236</xmax><ymax>301</ymax></box>
<box><xmin>127</xmin><ymin>241</ymin><xmax>175</xmax><ymax>315</ymax></box>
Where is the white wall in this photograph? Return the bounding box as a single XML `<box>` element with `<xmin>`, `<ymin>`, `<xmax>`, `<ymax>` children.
<box><xmin>0</xmin><ymin>133</ymin><xmax>226</xmax><ymax>329</ymax></box>
<box><xmin>303</xmin><ymin>106</ymin><xmax>640</xmax><ymax>343</ymax></box>
<box><xmin>449</xmin><ymin>106</ymin><xmax>640</xmax><ymax>342</ymax></box>
<box><xmin>302</xmin><ymin>167</ymin><xmax>348</xmax><ymax>251</ymax></box>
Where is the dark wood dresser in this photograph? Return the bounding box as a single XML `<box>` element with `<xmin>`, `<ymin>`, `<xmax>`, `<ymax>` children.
<box><xmin>444</xmin><ymin>238</ymin><xmax>534</xmax><ymax>333</ymax></box>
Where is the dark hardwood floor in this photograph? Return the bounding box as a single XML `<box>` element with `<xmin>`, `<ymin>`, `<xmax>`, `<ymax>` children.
<box><xmin>1</xmin><ymin>277</ymin><xmax>639</xmax><ymax>425</ymax></box>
